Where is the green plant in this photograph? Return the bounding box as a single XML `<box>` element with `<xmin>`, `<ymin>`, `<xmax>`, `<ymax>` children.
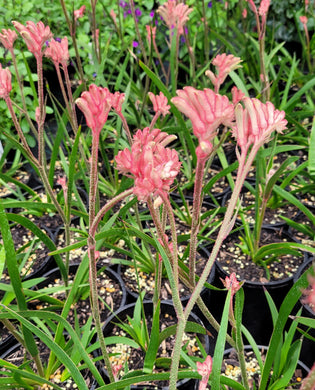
<box><xmin>103</xmin><ymin>294</ymin><xmax>208</xmax><ymax>382</ymax></box>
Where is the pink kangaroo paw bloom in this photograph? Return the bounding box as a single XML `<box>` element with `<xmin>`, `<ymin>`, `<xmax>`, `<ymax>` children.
<box><xmin>233</xmin><ymin>97</ymin><xmax>287</xmax><ymax>152</ymax></box>
<box><xmin>74</xmin><ymin>5</ymin><xmax>86</xmax><ymax>21</ymax></box>
<box><xmin>231</xmin><ymin>86</ymin><xmax>245</xmax><ymax>105</ymax></box>
<box><xmin>45</xmin><ymin>37</ymin><xmax>69</xmax><ymax>67</ymax></box>
<box><xmin>12</xmin><ymin>21</ymin><xmax>53</xmax><ymax>58</ymax></box>
<box><xmin>0</xmin><ymin>28</ymin><xmax>18</xmax><ymax>50</ymax></box>
<box><xmin>172</xmin><ymin>87</ymin><xmax>234</xmax><ymax>157</ymax></box>
<box><xmin>0</xmin><ymin>64</ymin><xmax>12</xmax><ymax>99</ymax></box>
<box><xmin>157</xmin><ymin>0</ymin><xmax>193</xmax><ymax>36</ymax></box>
<box><xmin>145</xmin><ymin>25</ymin><xmax>156</xmax><ymax>46</ymax></box>
<box><xmin>148</xmin><ymin>91</ymin><xmax>171</xmax><ymax>117</ymax></box>
<box><xmin>206</xmin><ymin>53</ymin><xmax>242</xmax><ymax>92</ymax></box>
<box><xmin>197</xmin><ymin>355</ymin><xmax>213</xmax><ymax>390</ymax></box>
<box><xmin>115</xmin><ymin>128</ymin><xmax>181</xmax><ymax>204</ymax></box>
<box><xmin>111</xmin><ymin>91</ymin><xmax>125</xmax><ymax>113</ymax></box>
<box><xmin>76</xmin><ymin>84</ymin><xmax>112</xmax><ymax>136</ymax></box>
<box><xmin>221</xmin><ymin>272</ymin><xmax>241</xmax><ymax>296</ymax></box>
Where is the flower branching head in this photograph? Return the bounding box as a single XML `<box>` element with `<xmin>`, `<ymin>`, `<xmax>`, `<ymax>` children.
<box><xmin>0</xmin><ymin>64</ymin><xmax>12</xmax><ymax>99</ymax></box>
<box><xmin>111</xmin><ymin>91</ymin><xmax>125</xmax><ymax>114</ymax></box>
<box><xmin>205</xmin><ymin>53</ymin><xmax>242</xmax><ymax>93</ymax></box>
<box><xmin>12</xmin><ymin>20</ymin><xmax>53</xmax><ymax>58</ymax></box>
<box><xmin>74</xmin><ymin>5</ymin><xmax>86</xmax><ymax>21</ymax></box>
<box><xmin>232</xmin><ymin>97</ymin><xmax>287</xmax><ymax>153</ymax></box>
<box><xmin>0</xmin><ymin>28</ymin><xmax>18</xmax><ymax>51</ymax></box>
<box><xmin>197</xmin><ymin>355</ymin><xmax>212</xmax><ymax>390</ymax></box>
<box><xmin>148</xmin><ymin>91</ymin><xmax>170</xmax><ymax>117</ymax></box>
<box><xmin>45</xmin><ymin>37</ymin><xmax>69</xmax><ymax>67</ymax></box>
<box><xmin>221</xmin><ymin>272</ymin><xmax>241</xmax><ymax>297</ymax></box>
<box><xmin>157</xmin><ymin>0</ymin><xmax>193</xmax><ymax>36</ymax></box>
<box><xmin>172</xmin><ymin>87</ymin><xmax>234</xmax><ymax>160</ymax></box>
<box><xmin>231</xmin><ymin>86</ymin><xmax>245</xmax><ymax>105</ymax></box>
<box><xmin>115</xmin><ymin>128</ymin><xmax>180</xmax><ymax>206</ymax></box>
<box><xmin>76</xmin><ymin>84</ymin><xmax>112</xmax><ymax>137</ymax></box>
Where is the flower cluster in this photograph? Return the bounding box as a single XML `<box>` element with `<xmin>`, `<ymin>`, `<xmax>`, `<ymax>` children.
<box><xmin>76</xmin><ymin>85</ymin><xmax>125</xmax><ymax>137</ymax></box>
<box><xmin>172</xmin><ymin>87</ymin><xmax>234</xmax><ymax>159</ymax></box>
<box><xmin>206</xmin><ymin>53</ymin><xmax>242</xmax><ymax>92</ymax></box>
<box><xmin>0</xmin><ymin>64</ymin><xmax>12</xmax><ymax>99</ymax></box>
<box><xmin>233</xmin><ymin>97</ymin><xmax>287</xmax><ymax>152</ymax></box>
<box><xmin>157</xmin><ymin>0</ymin><xmax>193</xmax><ymax>36</ymax></box>
<box><xmin>45</xmin><ymin>37</ymin><xmax>69</xmax><ymax>67</ymax></box>
<box><xmin>12</xmin><ymin>20</ymin><xmax>53</xmax><ymax>58</ymax></box>
<box><xmin>115</xmin><ymin>128</ymin><xmax>180</xmax><ymax>206</ymax></box>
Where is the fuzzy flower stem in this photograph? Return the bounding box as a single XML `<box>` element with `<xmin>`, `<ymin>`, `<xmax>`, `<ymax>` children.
<box><xmin>54</xmin><ymin>64</ymin><xmax>74</xmax><ymax>129</ymax></box>
<box><xmin>195</xmin><ymin>297</ymin><xmax>236</xmax><ymax>347</ymax></box>
<box><xmin>59</xmin><ymin>0</ymin><xmax>86</xmax><ymax>89</ymax></box>
<box><xmin>189</xmin><ymin>156</ymin><xmax>205</xmax><ymax>286</ymax></box>
<box><xmin>88</xmin><ymin>185</ymin><xmax>133</xmax><ymax>384</ymax></box>
<box><xmin>91</xmin><ymin>0</ymin><xmax>100</xmax><ymax>63</ymax></box>
<box><xmin>90</xmin><ymin>189</ymin><xmax>134</xmax><ymax>238</ymax></box>
<box><xmin>62</xmin><ymin>63</ymin><xmax>79</xmax><ymax>131</ymax></box>
<box><xmin>116</xmin><ymin>111</ymin><xmax>133</xmax><ymax>146</ymax></box>
<box><xmin>88</xmin><ymin>236</ymin><xmax>115</xmax><ymax>383</ymax></box>
<box><xmin>149</xmin><ymin>112</ymin><xmax>160</xmax><ymax>131</ymax></box>
<box><xmin>89</xmin><ymin>135</ymin><xmax>100</xmax><ymax>224</ymax></box>
<box><xmin>169</xmin><ymin>146</ymin><xmax>258</xmax><ymax>390</ymax></box>
<box><xmin>153</xmin><ymin>40</ymin><xmax>169</xmax><ymax>85</ymax></box>
<box><xmin>130</xmin><ymin>0</ymin><xmax>147</xmax><ymax>64</ymax></box>
<box><xmin>9</xmin><ymin>51</ymin><xmax>38</xmax><ymax>138</ymax></box>
<box><xmin>36</xmin><ymin>54</ymin><xmax>45</xmax><ymax>166</ymax></box>
<box><xmin>5</xmin><ymin>97</ymin><xmax>37</xmax><ymax>165</ymax></box>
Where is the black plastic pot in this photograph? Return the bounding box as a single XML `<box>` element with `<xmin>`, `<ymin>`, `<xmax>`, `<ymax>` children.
<box><xmin>293</xmin><ymin>257</ymin><xmax>315</xmax><ymax>367</ymax></box>
<box><xmin>213</xmin><ymin>228</ymin><xmax>308</xmax><ymax>345</ymax></box>
<box><xmin>119</xmin><ymin>245</ymin><xmax>216</xmax><ymax>307</ymax></box>
<box><xmin>96</xmin><ymin>301</ymin><xmax>212</xmax><ymax>389</ymax></box>
<box><xmin>33</xmin><ymin>263</ymin><xmax>127</xmax><ymax>322</ymax></box>
<box><xmin>0</xmin><ymin>342</ymin><xmax>99</xmax><ymax>389</ymax></box>
<box><xmin>220</xmin><ymin>345</ymin><xmax>310</xmax><ymax>387</ymax></box>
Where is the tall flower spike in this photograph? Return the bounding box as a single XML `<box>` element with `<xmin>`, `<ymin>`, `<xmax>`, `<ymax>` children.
<box><xmin>148</xmin><ymin>91</ymin><xmax>170</xmax><ymax>117</ymax></box>
<box><xmin>157</xmin><ymin>0</ymin><xmax>193</xmax><ymax>36</ymax></box>
<box><xmin>172</xmin><ymin>87</ymin><xmax>234</xmax><ymax>158</ymax></box>
<box><xmin>0</xmin><ymin>28</ymin><xmax>18</xmax><ymax>50</ymax></box>
<box><xmin>205</xmin><ymin>54</ymin><xmax>242</xmax><ymax>92</ymax></box>
<box><xmin>12</xmin><ymin>21</ymin><xmax>53</xmax><ymax>58</ymax></box>
<box><xmin>0</xmin><ymin>64</ymin><xmax>12</xmax><ymax>99</ymax></box>
<box><xmin>45</xmin><ymin>37</ymin><xmax>69</xmax><ymax>67</ymax></box>
<box><xmin>197</xmin><ymin>355</ymin><xmax>212</xmax><ymax>390</ymax></box>
<box><xmin>76</xmin><ymin>84</ymin><xmax>112</xmax><ymax>136</ymax></box>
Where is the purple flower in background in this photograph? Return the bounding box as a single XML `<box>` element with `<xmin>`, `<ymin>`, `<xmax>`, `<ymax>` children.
<box><xmin>132</xmin><ymin>41</ymin><xmax>139</xmax><ymax>47</ymax></box>
<box><xmin>93</xmin><ymin>72</ymin><xmax>97</xmax><ymax>78</ymax></box>
<box><xmin>208</xmin><ymin>1</ymin><xmax>212</xmax><ymax>7</ymax></box>
<box><xmin>135</xmin><ymin>8</ymin><xmax>142</xmax><ymax>17</ymax></box>
<box><xmin>127</xmin><ymin>9</ymin><xmax>132</xmax><ymax>15</ymax></box>
<box><xmin>55</xmin><ymin>37</ymin><xmax>61</xmax><ymax>42</ymax></box>
<box><xmin>181</xmin><ymin>36</ymin><xmax>185</xmax><ymax>43</ymax></box>
<box><xmin>150</xmin><ymin>11</ymin><xmax>154</xmax><ymax>18</ymax></box>
<box><xmin>119</xmin><ymin>1</ymin><xmax>127</xmax><ymax>7</ymax></box>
